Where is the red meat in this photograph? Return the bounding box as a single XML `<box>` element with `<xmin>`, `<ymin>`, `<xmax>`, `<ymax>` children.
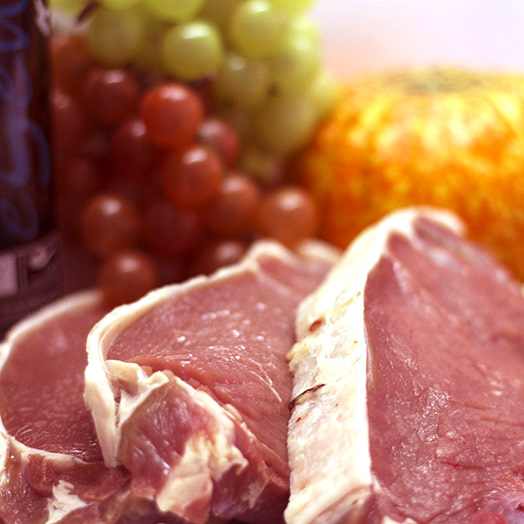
<box><xmin>286</xmin><ymin>208</ymin><xmax>524</xmax><ymax>524</ymax></box>
<box><xmin>0</xmin><ymin>292</ymin><xmax>130</xmax><ymax>524</ymax></box>
<box><xmin>85</xmin><ymin>241</ymin><xmax>337</xmax><ymax>524</ymax></box>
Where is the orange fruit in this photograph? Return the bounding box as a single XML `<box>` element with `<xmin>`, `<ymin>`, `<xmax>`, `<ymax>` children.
<box><xmin>293</xmin><ymin>69</ymin><xmax>524</xmax><ymax>280</ymax></box>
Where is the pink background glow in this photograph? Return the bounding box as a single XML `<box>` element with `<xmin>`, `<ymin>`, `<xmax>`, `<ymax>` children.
<box><xmin>312</xmin><ymin>1</ymin><xmax>524</xmax><ymax>79</ymax></box>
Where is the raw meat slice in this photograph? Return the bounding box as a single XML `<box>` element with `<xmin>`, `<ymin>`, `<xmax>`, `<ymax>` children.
<box><xmin>286</xmin><ymin>207</ymin><xmax>524</xmax><ymax>524</ymax></box>
<box><xmin>0</xmin><ymin>291</ymin><xmax>131</xmax><ymax>524</ymax></box>
<box><xmin>0</xmin><ymin>291</ymin><xmax>228</xmax><ymax>524</ymax></box>
<box><xmin>85</xmin><ymin>240</ymin><xmax>338</xmax><ymax>524</ymax></box>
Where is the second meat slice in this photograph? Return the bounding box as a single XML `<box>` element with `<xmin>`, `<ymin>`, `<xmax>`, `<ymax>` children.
<box><xmin>84</xmin><ymin>240</ymin><xmax>337</xmax><ymax>524</ymax></box>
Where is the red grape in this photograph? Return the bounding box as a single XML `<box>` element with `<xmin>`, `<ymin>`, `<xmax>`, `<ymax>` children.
<box><xmin>154</xmin><ymin>254</ymin><xmax>186</xmax><ymax>285</ymax></box>
<box><xmin>55</xmin><ymin>155</ymin><xmax>101</xmax><ymax>201</ymax></box>
<box><xmin>204</xmin><ymin>173</ymin><xmax>260</xmax><ymax>235</ymax></box>
<box><xmin>98</xmin><ymin>250</ymin><xmax>159</xmax><ymax>306</ymax></box>
<box><xmin>51</xmin><ymin>34</ymin><xmax>94</xmax><ymax>94</ymax></box>
<box><xmin>140</xmin><ymin>82</ymin><xmax>204</xmax><ymax>149</ymax></box>
<box><xmin>81</xmin><ymin>193</ymin><xmax>142</xmax><ymax>257</ymax></box>
<box><xmin>82</xmin><ymin>68</ymin><xmax>140</xmax><ymax>126</ymax></box>
<box><xmin>111</xmin><ymin>118</ymin><xmax>161</xmax><ymax>180</ymax></box>
<box><xmin>161</xmin><ymin>145</ymin><xmax>223</xmax><ymax>210</ymax></box>
<box><xmin>144</xmin><ymin>198</ymin><xmax>202</xmax><ymax>257</ymax></box>
<box><xmin>52</xmin><ymin>89</ymin><xmax>90</xmax><ymax>151</ymax></box>
<box><xmin>255</xmin><ymin>186</ymin><xmax>319</xmax><ymax>246</ymax></box>
<box><xmin>197</xmin><ymin>118</ymin><xmax>240</xmax><ymax>168</ymax></box>
<box><xmin>192</xmin><ymin>239</ymin><xmax>247</xmax><ymax>275</ymax></box>
<box><xmin>104</xmin><ymin>173</ymin><xmax>159</xmax><ymax>211</ymax></box>
<box><xmin>76</xmin><ymin>130</ymin><xmax>111</xmax><ymax>160</ymax></box>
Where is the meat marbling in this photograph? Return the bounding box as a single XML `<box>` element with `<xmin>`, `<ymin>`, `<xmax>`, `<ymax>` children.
<box><xmin>286</xmin><ymin>207</ymin><xmax>524</xmax><ymax>524</ymax></box>
<box><xmin>85</xmin><ymin>240</ymin><xmax>338</xmax><ymax>524</ymax></box>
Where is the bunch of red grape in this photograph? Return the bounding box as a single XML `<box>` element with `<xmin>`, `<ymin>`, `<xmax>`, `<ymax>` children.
<box><xmin>52</xmin><ymin>34</ymin><xmax>319</xmax><ymax>305</ymax></box>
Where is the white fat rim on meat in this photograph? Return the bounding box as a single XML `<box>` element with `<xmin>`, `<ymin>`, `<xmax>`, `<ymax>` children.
<box><xmin>0</xmin><ymin>290</ymin><xmax>104</xmax><ymax>523</ymax></box>
<box><xmin>285</xmin><ymin>207</ymin><xmax>464</xmax><ymax>524</ymax></box>
<box><xmin>46</xmin><ymin>480</ymin><xmax>90</xmax><ymax>524</ymax></box>
<box><xmin>154</xmin><ymin>377</ymin><xmax>250</xmax><ymax>515</ymax></box>
<box><xmin>84</xmin><ymin>240</ymin><xmax>339</xmax><ymax>514</ymax></box>
<box><xmin>381</xmin><ymin>518</ymin><xmax>418</xmax><ymax>524</ymax></box>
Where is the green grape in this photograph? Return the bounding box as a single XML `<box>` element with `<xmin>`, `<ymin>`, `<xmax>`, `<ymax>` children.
<box><xmin>214</xmin><ymin>52</ymin><xmax>270</xmax><ymax>108</ymax></box>
<box><xmin>144</xmin><ymin>0</ymin><xmax>206</xmax><ymax>23</ymax></box>
<box><xmin>87</xmin><ymin>7</ymin><xmax>144</xmax><ymax>67</ymax></box>
<box><xmin>229</xmin><ymin>0</ymin><xmax>288</xmax><ymax>60</ymax></box>
<box><xmin>162</xmin><ymin>20</ymin><xmax>224</xmax><ymax>81</ymax></box>
<box><xmin>239</xmin><ymin>145</ymin><xmax>283</xmax><ymax>186</ymax></box>
<box><xmin>306</xmin><ymin>70</ymin><xmax>340</xmax><ymax>121</ymax></box>
<box><xmin>134</xmin><ymin>15</ymin><xmax>169</xmax><ymax>75</ymax></box>
<box><xmin>253</xmin><ymin>95</ymin><xmax>316</xmax><ymax>155</ymax></box>
<box><xmin>288</xmin><ymin>16</ymin><xmax>321</xmax><ymax>44</ymax></box>
<box><xmin>268</xmin><ymin>0</ymin><xmax>315</xmax><ymax>16</ymax></box>
<box><xmin>270</xmin><ymin>34</ymin><xmax>320</xmax><ymax>95</ymax></box>
<box><xmin>100</xmin><ymin>0</ymin><xmax>141</xmax><ymax>10</ymax></box>
<box><xmin>49</xmin><ymin>0</ymin><xmax>86</xmax><ymax>14</ymax></box>
<box><xmin>201</xmin><ymin>0</ymin><xmax>242</xmax><ymax>31</ymax></box>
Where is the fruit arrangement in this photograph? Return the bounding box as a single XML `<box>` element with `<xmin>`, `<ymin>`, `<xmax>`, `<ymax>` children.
<box><xmin>50</xmin><ymin>0</ymin><xmax>337</xmax><ymax>304</ymax></box>
<box><xmin>293</xmin><ymin>69</ymin><xmax>524</xmax><ymax>281</ymax></box>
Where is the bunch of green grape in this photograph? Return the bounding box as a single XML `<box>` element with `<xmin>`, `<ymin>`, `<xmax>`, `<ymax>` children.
<box><xmin>51</xmin><ymin>0</ymin><xmax>338</xmax><ymax>180</ymax></box>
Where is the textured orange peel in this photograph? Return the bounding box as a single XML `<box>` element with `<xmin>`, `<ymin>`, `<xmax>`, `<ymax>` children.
<box><xmin>293</xmin><ymin>69</ymin><xmax>524</xmax><ymax>280</ymax></box>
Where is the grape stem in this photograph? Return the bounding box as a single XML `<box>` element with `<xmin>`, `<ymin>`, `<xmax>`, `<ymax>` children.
<box><xmin>78</xmin><ymin>0</ymin><xmax>100</xmax><ymax>23</ymax></box>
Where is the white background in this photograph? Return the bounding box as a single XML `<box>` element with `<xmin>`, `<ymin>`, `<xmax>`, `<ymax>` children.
<box><xmin>311</xmin><ymin>0</ymin><xmax>524</xmax><ymax>79</ymax></box>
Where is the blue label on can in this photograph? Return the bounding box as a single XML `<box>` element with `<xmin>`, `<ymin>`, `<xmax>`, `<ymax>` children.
<box><xmin>0</xmin><ymin>0</ymin><xmax>52</xmax><ymax>249</ymax></box>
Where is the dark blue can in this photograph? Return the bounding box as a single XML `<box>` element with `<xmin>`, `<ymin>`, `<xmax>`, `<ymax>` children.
<box><xmin>0</xmin><ymin>0</ymin><xmax>62</xmax><ymax>336</ymax></box>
